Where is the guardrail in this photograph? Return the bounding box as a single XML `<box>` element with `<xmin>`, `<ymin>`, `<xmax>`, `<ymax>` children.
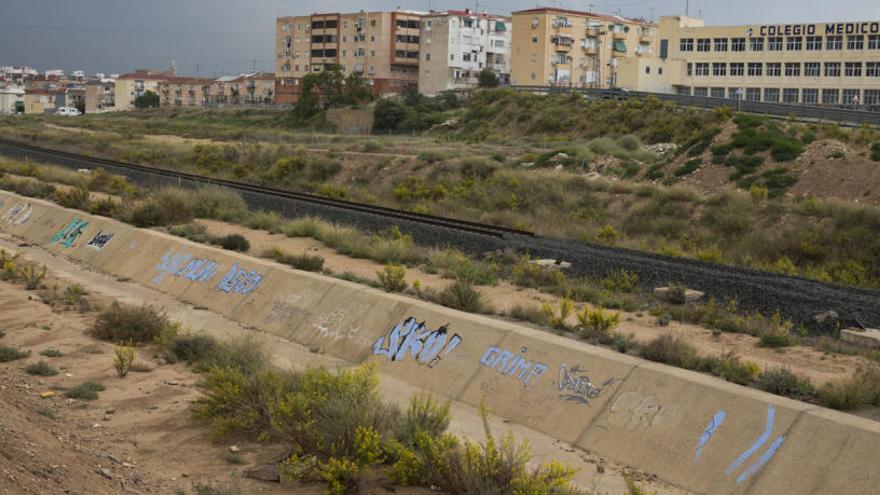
<box><xmin>509</xmin><ymin>85</ymin><xmax>880</xmax><ymax>126</ymax></box>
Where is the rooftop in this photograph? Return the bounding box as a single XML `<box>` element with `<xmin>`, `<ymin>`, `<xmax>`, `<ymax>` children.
<box><xmin>512</xmin><ymin>6</ymin><xmax>655</xmax><ymax>26</ymax></box>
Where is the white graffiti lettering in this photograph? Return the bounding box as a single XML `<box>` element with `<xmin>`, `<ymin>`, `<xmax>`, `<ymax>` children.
<box><xmin>557</xmin><ymin>364</ymin><xmax>616</xmax><ymax>405</ymax></box>
<box><xmin>153</xmin><ymin>250</ymin><xmax>219</xmax><ymax>285</ymax></box>
<box><xmin>2</xmin><ymin>202</ymin><xmax>33</xmax><ymax>225</ymax></box>
<box><xmin>372</xmin><ymin>317</ymin><xmax>462</xmax><ymax>367</ymax></box>
<box><xmin>215</xmin><ymin>262</ymin><xmax>264</xmax><ymax>295</ymax></box>
<box><xmin>480</xmin><ymin>346</ymin><xmax>548</xmax><ymax>385</ymax></box>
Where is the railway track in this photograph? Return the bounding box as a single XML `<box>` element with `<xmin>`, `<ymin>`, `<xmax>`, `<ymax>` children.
<box><xmin>0</xmin><ymin>138</ymin><xmax>532</xmax><ymax>239</ymax></box>
<box><xmin>0</xmin><ymin>137</ymin><xmax>878</xmax><ymax>333</ymax></box>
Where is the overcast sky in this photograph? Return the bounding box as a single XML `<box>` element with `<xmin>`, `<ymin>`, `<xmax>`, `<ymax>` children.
<box><xmin>2</xmin><ymin>0</ymin><xmax>879</xmax><ymax>76</ymax></box>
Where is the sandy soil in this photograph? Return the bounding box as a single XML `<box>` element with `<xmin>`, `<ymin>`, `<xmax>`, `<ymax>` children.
<box><xmin>0</xmin><ymin>237</ymin><xmax>685</xmax><ymax>495</ymax></box>
<box><xmin>199</xmin><ymin>219</ymin><xmax>869</xmax><ymax>386</ymax></box>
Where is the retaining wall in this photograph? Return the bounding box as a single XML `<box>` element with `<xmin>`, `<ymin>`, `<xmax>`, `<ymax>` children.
<box><xmin>1</xmin><ymin>190</ymin><xmax>878</xmax><ymax>495</ymax></box>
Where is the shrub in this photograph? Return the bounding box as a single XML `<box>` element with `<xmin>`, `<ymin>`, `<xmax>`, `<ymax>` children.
<box><xmin>640</xmin><ymin>334</ymin><xmax>701</xmax><ymax>369</ymax></box>
<box><xmin>600</xmin><ymin>269</ymin><xmax>639</xmax><ymax>293</ymax></box>
<box><xmin>25</xmin><ymin>360</ymin><xmax>58</xmax><ymax>376</ymax></box>
<box><xmin>577</xmin><ymin>307</ymin><xmax>621</xmax><ymax>340</ymax></box>
<box><xmin>511</xmin><ymin>258</ymin><xmax>565</xmax><ymax>289</ymax></box>
<box><xmin>265</xmin><ymin>247</ymin><xmax>325</xmax><ymax>272</ymax></box>
<box><xmin>90</xmin><ymin>303</ymin><xmax>172</xmax><ymax>343</ymax></box>
<box><xmin>702</xmin><ymin>352</ymin><xmax>757</xmax><ymax>386</ymax></box>
<box><xmin>188</xmin><ymin>186</ymin><xmax>247</xmax><ymax>222</ymax></box>
<box><xmin>64</xmin><ymin>381</ymin><xmax>106</xmax><ymax>401</ymax></box>
<box><xmin>18</xmin><ymin>264</ymin><xmax>47</xmax><ymax>290</ymax></box>
<box><xmin>758</xmin><ymin>368</ymin><xmax>815</xmax><ymax>399</ymax></box>
<box><xmin>871</xmin><ymin>143</ymin><xmax>880</xmax><ymax>161</ymax></box>
<box><xmin>0</xmin><ymin>345</ymin><xmax>30</xmax><ymax>362</ymax></box>
<box><xmin>163</xmin><ymin>333</ymin><xmax>219</xmax><ymax>364</ymax></box>
<box><xmin>435</xmin><ymin>281</ymin><xmax>483</xmax><ymax>313</ymax></box>
<box><xmin>508</xmin><ymin>304</ymin><xmax>549</xmax><ymax>327</ymax></box>
<box><xmin>818</xmin><ymin>367</ymin><xmax>880</xmax><ymax>411</ymax></box>
<box><xmin>377</xmin><ymin>264</ymin><xmax>407</xmax><ymax>292</ymax></box>
<box><xmin>217</xmin><ymin>234</ymin><xmax>250</xmax><ymax>252</ymax></box>
<box><xmin>126</xmin><ymin>188</ymin><xmax>193</xmax><ymax>227</ymax></box>
<box><xmin>758</xmin><ymin>328</ymin><xmax>795</xmax><ymax>348</ymax></box>
<box><xmin>395</xmin><ymin>393</ymin><xmax>452</xmax><ymax>448</ymax></box>
<box><xmin>541</xmin><ymin>298</ymin><xmax>574</xmax><ymax>331</ymax></box>
<box><xmin>674</xmin><ymin>158</ymin><xmax>702</xmax><ymax>177</ymax></box>
<box><xmin>54</xmin><ymin>186</ymin><xmax>91</xmax><ymax>209</ymax></box>
<box><xmin>113</xmin><ymin>343</ymin><xmax>136</xmax><ymax>378</ymax></box>
<box><xmin>39</xmin><ymin>348</ymin><xmax>63</xmax><ymax>358</ymax></box>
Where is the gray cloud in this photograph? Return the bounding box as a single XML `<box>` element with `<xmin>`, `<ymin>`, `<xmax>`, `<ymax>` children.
<box><xmin>2</xmin><ymin>0</ymin><xmax>879</xmax><ymax>75</ymax></box>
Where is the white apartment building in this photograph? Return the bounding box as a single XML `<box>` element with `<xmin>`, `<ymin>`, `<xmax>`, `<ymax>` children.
<box><xmin>419</xmin><ymin>10</ymin><xmax>512</xmax><ymax>96</ymax></box>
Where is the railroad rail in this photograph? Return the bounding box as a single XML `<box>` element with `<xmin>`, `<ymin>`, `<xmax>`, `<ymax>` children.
<box><xmin>0</xmin><ymin>137</ymin><xmax>533</xmax><ymax>239</ymax></box>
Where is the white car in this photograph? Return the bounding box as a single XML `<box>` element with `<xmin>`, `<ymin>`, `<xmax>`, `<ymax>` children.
<box><xmin>55</xmin><ymin>106</ymin><xmax>81</xmax><ymax>116</ymax></box>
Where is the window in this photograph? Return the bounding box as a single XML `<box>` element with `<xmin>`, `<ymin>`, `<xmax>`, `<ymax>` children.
<box><xmin>713</xmin><ymin>63</ymin><xmax>727</xmax><ymax>76</ymax></box>
<box><xmin>825</xmin><ymin>62</ymin><xmax>841</xmax><ymax>77</ymax></box>
<box><xmin>354</xmin><ymin>48</ymin><xmax>365</xmax><ymax>57</ymax></box>
<box><xmin>697</xmin><ymin>38</ymin><xmax>711</xmax><ymax>52</ymax></box>
<box><xmin>804</xmin><ymin>62</ymin><xmax>820</xmax><ymax>77</ymax></box>
<box><xmin>805</xmin><ymin>36</ymin><xmax>822</xmax><ymax>51</ymax></box>
<box><xmin>729</xmin><ymin>87</ymin><xmax>743</xmax><ymax>99</ymax></box>
<box><xmin>843</xmin><ymin>89</ymin><xmax>861</xmax><ymax>105</ymax></box>
<box><xmin>768</xmin><ymin>36</ymin><xmax>783</xmax><ymax>51</ymax></box>
<box><xmin>680</xmin><ymin>38</ymin><xmax>694</xmax><ymax>52</ymax></box>
<box><xmin>463</xmin><ymin>19</ymin><xmax>473</xmax><ymax>28</ymax></box>
<box><xmin>822</xmin><ymin>89</ymin><xmax>839</xmax><ymax>105</ymax></box>
<box><xmin>746</xmin><ymin>88</ymin><xmax>761</xmax><ymax>101</ymax></box>
<box><xmin>786</xmin><ymin>36</ymin><xmax>802</xmax><ymax>51</ymax></box>
<box><xmin>748</xmin><ymin>63</ymin><xmax>762</xmax><ymax>76</ymax></box>
<box><xmin>711</xmin><ymin>87</ymin><xmax>725</xmax><ymax>98</ymax></box>
<box><xmin>695</xmin><ymin>63</ymin><xmax>709</xmax><ymax>76</ymax></box>
<box><xmin>764</xmin><ymin>88</ymin><xmax>780</xmax><ymax>102</ymax></box>
<box><xmin>676</xmin><ymin>86</ymin><xmax>692</xmax><ymax>96</ymax></box>
<box><xmin>845</xmin><ymin>62</ymin><xmax>863</xmax><ymax>77</ymax></box>
<box><xmin>865</xmin><ymin>89</ymin><xmax>880</xmax><ymax>105</ymax></box>
<box><xmin>784</xmin><ymin>62</ymin><xmax>801</xmax><ymax>77</ymax></box>
<box><xmin>687</xmin><ymin>63</ymin><xmax>693</xmax><ymax>76</ymax></box>
<box><xmin>425</xmin><ymin>53</ymin><xmax>430</xmax><ymax>61</ymax></box>
<box><xmin>766</xmin><ymin>63</ymin><xmax>781</xmax><ymax>77</ymax></box>
<box><xmin>783</xmin><ymin>88</ymin><xmax>799</xmax><ymax>103</ymax></box>
<box><xmin>645</xmin><ymin>66</ymin><xmax>651</xmax><ymax>74</ymax></box>
<box><xmin>370</xmin><ymin>19</ymin><xmax>376</xmax><ymax>27</ymax></box>
<box><xmin>802</xmin><ymin>89</ymin><xmax>818</xmax><ymax>104</ymax></box>
<box><xmin>731</xmin><ymin>37</ymin><xmax>746</xmax><ymax>51</ymax></box>
<box><xmin>826</xmin><ymin>35</ymin><xmax>842</xmax><ymax>50</ymax></box>
<box><xmin>462</xmin><ymin>53</ymin><xmax>471</xmax><ymax>62</ymax></box>
<box><xmin>694</xmin><ymin>87</ymin><xmax>709</xmax><ymax>97</ymax></box>
<box><xmin>867</xmin><ymin>62</ymin><xmax>880</xmax><ymax>77</ymax></box>
<box><xmin>532</xmin><ymin>36</ymin><xmax>538</xmax><ymax>43</ymax></box>
<box><xmin>848</xmin><ymin>35</ymin><xmax>864</xmax><ymax>50</ymax></box>
<box><xmin>750</xmin><ymin>37</ymin><xmax>764</xmax><ymax>51</ymax></box>
<box><xmin>730</xmin><ymin>63</ymin><xmax>744</xmax><ymax>76</ymax></box>
<box><xmin>714</xmin><ymin>38</ymin><xmax>728</xmax><ymax>51</ymax></box>
<box><xmin>870</xmin><ymin>35</ymin><xmax>880</xmax><ymax>50</ymax></box>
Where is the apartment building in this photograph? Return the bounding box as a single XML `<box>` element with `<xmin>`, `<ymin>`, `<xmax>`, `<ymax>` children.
<box><xmin>510</xmin><ymin>7</ymin><xmax>656</xmax><ymax>88</ymax></box>
<box><xmin>84</xmin><ymin>79</ymin><xmax>116</xmax><ymax>113</ymax></box>
<box><xmin>418</xmin><ymin>10</ymin><xmax>512</xmax><ymax>96</ymax></box>
<box><xmin>159</xmin><ymin>77</ymin><xmax>213</xmax><ymax>107</ymax></box>
<box><xmin>274</xmin><ymin>10</ymin><xmax>423</xmax><ymax>104</ymax></box>
<box><xmin>114</xmin><ymin>69</ymin><xmax>175</xmax><ymax>110</ymax></box>
<box><xmin>0</xmin><ymin>86</ymin><xmax>25</xmax><ymax>115</ymax></box>
<box><xmin>649</xmin><ymin>16</ymin><xmax>880</xmax><ymax>106</ymax></box>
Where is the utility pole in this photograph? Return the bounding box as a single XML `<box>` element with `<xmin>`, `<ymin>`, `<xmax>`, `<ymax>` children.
<box><xmin>252</xmin><ymin>59</ymin><xmax>257</xmax><ymax>73</ymax></box>
<box><xmin>686</xmin><ymin>0</ymin><xmax>690</xmax><ymax>16</ymax></box>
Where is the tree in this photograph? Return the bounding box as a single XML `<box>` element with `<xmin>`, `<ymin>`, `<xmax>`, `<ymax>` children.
<box><xmin>478</xmin><ymin>69</ymin><xmax>499</xmax><ymax>88</ymax></box>
<box><xmin>134</xmin><ymin>90</ymin><xmax>160</xmax><ymax>109</ymax></box>
<box><xmin>372</xmin><ymin>98</ymin><xmax>409</xmax><ymax>133</ymax></box>
<box><xmin>74</xmin><ymin>100</ymin><xmax>85</xmax><ymax>114</ymax></box>
<box><xmin>289</xmin><ymin>65</ymin><xmax>373</xmax><ymax>125</ymax></box>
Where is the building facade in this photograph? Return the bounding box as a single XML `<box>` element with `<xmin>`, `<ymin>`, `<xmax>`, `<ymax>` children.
<box><xmin>114</xmin><ymin>69</ymin><xmax>175</xmax><ymax>110</ymax></box>
<box><xmin>85</xmin><ymin>80</ymin><xmax>116</xmax><ymax>113</ymax></box>
<box><xmin>648</xmin><ymin>16</ymin><xmax>880</xmax><ymax>106</ymax></box>
<box><xmin>0</xmin><ymin>86</ymin><xmax>25</xmax><ymax>115</ymax></box>
<box><xmin>274</xmin><ymin>10</ymin><xmax>423</xmax><ymax>104</ymax></box>
<box><xmin>418</xmin><ymin>10</ymin><xmax>512</xmax><ymax>96</ymax></box>
<box><xmin>510</xmin><ymin>7</ymin><xmax>656</xmax><ymax>88</ymax></box>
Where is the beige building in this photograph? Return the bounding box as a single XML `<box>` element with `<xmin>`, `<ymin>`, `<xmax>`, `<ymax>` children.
<box><xmin>642</xmin><ymin>16</ymin><xmax>880</xmax><ymax>106</ymax></box>
<box><xmin>85</xmin><ymin>81</ymin><xmax>116</xmax><ymax>113</ymax></box>
<box><xmin>418</xmin><ymin>10</ymin><xmax>512</xmax><ymax>96</ymax></box>
<box><xmin>510</xmin><ymin>7</ymin><xmax>656</xmax><ymax>88</ymax></box>
<box><xmin>159</xmin><ymin>77</ymin><xmax>213</xmax><ymax>108</ymax></box>
<box><xmin>114</xmin><ymin>69</ymin><xmax>174</xmax><ymax>110</ymax></box>
<box><xmin>274</xmin><ymin>10</ymin><xmax>423</xmax><ymax>104</ymax></box>
<box><xmin>23</xmin><ymin>88</ymin><xmax>59</xmax><ymax>114</ymax></box>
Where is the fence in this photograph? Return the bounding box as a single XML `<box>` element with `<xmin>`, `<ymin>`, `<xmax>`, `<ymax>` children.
<box><xmin>510</xmin><ymin>85</ymin><xmax>880</xmax><ymax>126</ymax></box>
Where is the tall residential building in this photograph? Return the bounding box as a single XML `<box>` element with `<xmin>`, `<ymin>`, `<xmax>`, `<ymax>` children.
<box><xmin>84</xmin><ymin>79</ymin><xmax>116</xmax><ymax>113</ymax></box>
<box><xmin>510</xmin><ymin>7</ymin><xmax>656</xmax><ymax>88</ymax></box>
<box><xmin>114</xmin><ymin>69</ymin><xmax>175</xmax><ymax>110</ymax></box>
<box><xmin>274</xmin><ymin>10</ymin><xmax>423</xmax><ymax>104</ymax></box>
<box><xmin>418</xmin><ymin>10</ymin><xmax>512</xmax><ymax>96</ymax></box>
<box><xmin>632</xmin><ymin>16</ymin><xmax>880</xmax><ymax>106</ymax></box>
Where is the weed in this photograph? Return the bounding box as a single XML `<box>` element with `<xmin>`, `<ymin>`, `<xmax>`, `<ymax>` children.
<box><xmin>217</xmin><ymin>234</ymin><xmax>250</xmax><ymax>252</ymax></box>
<box><xmin>508</xmin><ymin>304</ymin><xmax>549</xmax><ymax>326</ymax></box>
<box><xmin>163</xmin><ymin>333</ymin><xmax>220</xmax><ymax>364</ymax></box>
<box><xmin>818</xmin><ymin>367</ymin><xmax>880</xmax><ymax>411</ymax></box>
<box><xmin>19</xmin><ymin>264</ymin><xmax>47</xmax><ymax>290</ymax></box>
<box><xmin>377</xmin><ymin>264</ymin><xmax>407</xmax><ymax>292</ymax></box>
<box><xmin>541</xmin><ymin>298</ymin><xmax>574</xmax><ymax>331</ymax></box>
<box><xmin>64</xmin><ymin>381</ymin><xmax>106</xmax><ymax>400</ymax></box>
<box><xmin>674</xmin><ymin>158</ymin><xmax>701</xmax><ymax>177</ymax></box>
<box><xmin>434</xmin><ymin>281</ymin><xmax>484</xmax><ymax>313</ymax></box>
<box><xmin>600</xmin><ymin>269</ymin><xmax>639</xmax><ymax>293</ymax></box>
<box><xmin>35</xmin><ymin>406</ymin><xmax>55</xmax><ymax>419</ymax></box>
<box><xmin>758</xmin><ymin>367</ymin><xmax>816</xmax><ymax>399</ymax></box>
<box><xmin>25</xmin><ymin>360</ymin><xmax>59</xmax><ymax>376</ymax></box>
<box><xmin>91</xmin><ymin>303</ymin><xmax>172</xmax><ymax>343</ymax></box>
<box><xmin>0</xmin><ymin>345</ymin><xmax>30</xmax><ymax>362</ymax></box>
<box><xmin>577</xmin><ymin>307</ymin><xmax>621</xmax><ymax>340</ymax></box>
<box><xmin>640</xmin><ymin>334</ymin><xmax>701</xmax><ymax>369</ymax></box>
<box><xmin>113</xmin><ymin>343</ymin><xmax>136</xmax><ymax>378</ymax></box>
<box><xmin>265</xmin><ymin>247</ymin><xmax>325</xmax><ymax>272</ymax></box>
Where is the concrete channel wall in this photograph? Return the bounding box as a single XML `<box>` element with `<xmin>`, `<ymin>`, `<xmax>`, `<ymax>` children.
<box><xmin>1</xmin><ymin>190</ymin><xmax>878</xmax><ymax>495</ymax></box>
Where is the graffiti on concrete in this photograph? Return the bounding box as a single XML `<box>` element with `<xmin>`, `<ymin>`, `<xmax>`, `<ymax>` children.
<box><xmin>215</xmin><ymin>262</ymin><xmax>264</xmax><ymax>295</ymax></box>
<box><xmin>263</xmin><ymin>294</ymin><xmax>304</xmax><ymax>326</ymax></box>
<box><xmin>557</xmin><ymin>363</ymin><xmax>616</xmax><ymax>405</ymax></box>
<box><xmin>692</xmin><ymin>405</ymin><xmax>786</xmax><ymax>484</ymax></box>
<box><xmin>693</xmin><ymin>410</ymin><xmax>727</xmax><ymax>461</ymax></box>
<box><xmin>86</xmin><ymin>230</ymin><xmax>114</xmax><ymax>250</ymax></box>
<box><xmin>312</xmin><ymin>310</ymin><xmax>361</xmax><ymax>341</ymax></box>
<box><xmin>153</xmin><ymin>249</ymin><xmax>220</xmax><ymax>285</ymax></box>
<box><xmin>2</xmin><ymin>202</ymin><xmax>33</xmax><ymax>225</ymax></box>
<box><xmin>480</xmin><ymin>346</ymin><xmax>548</xmax><ymax>385</ymax></box>
<box><xmin>372</xmin><ymin>317</ymin><xmax>462</xmax><ymax>367</ymax></box>
<box><xmin>607</xmin><ymin>392</ymin><xmax>663</xmax><ymax>430</ymax></box>
<box><xmin>50</xmin><ymin>218</ymin><xmax>89</xmax><ymax>248</ymax></box>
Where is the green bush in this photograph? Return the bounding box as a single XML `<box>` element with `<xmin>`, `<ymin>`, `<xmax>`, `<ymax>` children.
<box><xmin>600</xmin><ymin>269</ymin><xmax>639</xmax><ymax>293</ymax></box>
<box><xmin>126</xmin><ymin>188</ymin><xmax>194</xmax><ymax>227</ymax></box>
<box><xmin>0</xmin><ymin>345</ymin><xmax>30</xmax><ymax>362</ymax></box>
<box><xmin>64</xmin><ymin>381</ymin><xmax>106</xmax><ymax>400</ymax></box>
<box><xmin>434</xmin><ymin>281</ymin><xmax>483</xmax><ymax>313</ymax></box>
<box><xmin>758</xmin><ymin>368</ymin><xmax>815</xmax><ymax>398</ymax></box>
<box><xmin>217</xmin><ymin>234</ymin><xmax>250</xmax><ymax>252</ymax></box>
<box><xmin>39</xmin><ymin>348</ymin><xmax>63</xmax><ymax>358</ymax></box>
<box><xmin>90</xmin><ymin>302</ymin><xmax>172</xmax><ymax>343</ymax></box>
<box><xmin>164</xmin><ymin>333</ymin><xmax>220</xmax><ymax>364</ymax></box>
<box><xmin>266</xmin><ymin>247</ymin><xmax>325</xmax><ymax>272</ymax></box>
<box><xmin>576</xmin><ymin>307</ymin><xmax>621</xmax><ymax>340</ymax></box>
<box><xmin>871</xmin><ymin>143</ymin><xmax>880</xmax><ymax>161</ymax></box>
<box><xmin>25</xmin><ymin>360</ymin><xmax>58</xmax><ymax>376</ymax></box>
<box><xmin>640</xmin><ymin>334</ymin><xmax>701</xmax><ymax>369</ymax></box>
<box><xmin>674</xmin><ymin>158</ymin><xmax>702</xmax><ymax>177</ymax></box>
<box><xmin>818</xmin><ymin>367</ymin><xmax>880</xmax><ymax>411</ymax></box>
<box><xmin>188</xmin><ymin>186</ymin><xmax>248</xmax><ymax>222</ymax></box>
<box><xmin>377</xmin><ymin>264</ymin><xmax>407</xmax><ymax>292</ymax></box>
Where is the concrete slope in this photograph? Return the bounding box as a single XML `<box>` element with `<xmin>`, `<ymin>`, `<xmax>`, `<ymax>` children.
<box><xmin>1</xmin><ymin>190</ymin><xmax>878</xmax><ymax>495</ymax></box>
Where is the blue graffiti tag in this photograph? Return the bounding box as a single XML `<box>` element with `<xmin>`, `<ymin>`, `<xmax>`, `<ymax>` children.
<box><xmin>50</xmin><ymin>218</ymin><xmax>90</xmax><ymax>248</ymax></box>
<box><xmin>725</xmin><ymin>406</ymin><xmax>776</xmax><ymax>476</ymax></box>
<box><xmin>736</xmin><ymin>435</ymin><xmax>786</xmax><ymax>484</ymax></box>
<box><xmin>215</xmin><ymin>262</ymin><xmax>263</xmax><ymax>295</ymax></box>
<box><xmin>153</xmin><ymin>250</ymin><xmax>219</xmax><ymax>285</ymax></box>
<box><xmin>694</xmin><ymin>410</ymin><xmax>727</xmax><ymax>461</ymax></box>
<box><xmin>480</xmin><ymin>346</ymin><xmax>548</xmax><ymax>385</ymax></box>
<box><xmin>372</xmin><ymin>317</ymin><xmax>462</xmax><ymax>367</ymax></box>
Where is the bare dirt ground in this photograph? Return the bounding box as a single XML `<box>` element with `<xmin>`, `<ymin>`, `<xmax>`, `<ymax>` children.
<box><xmin>199</xmin><ymin>219</ymin><xmax>870</xmax><ymax>386</ymax></box>
<box><xmin>0</xmin><ymin>236</ymin><xmax>685</xmax><ymax>495</ymax></box>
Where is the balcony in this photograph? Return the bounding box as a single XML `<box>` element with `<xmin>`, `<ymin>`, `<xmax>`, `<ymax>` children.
<box><xmin>612</xmin><ymin>31</ymin><xmax>627</xmax><ymax>40</ymax></box>
<box><xmin>585</xmin><ymin>26</ymin><xmax>601</xmax><ymax>37</ymax></box>
<box><xmin>583</xmin><ymin>46</ymin><xmax>598</xmax><ymax>55</ymax></box>
<box><xmin>639</xmin><ymin>34</ymin><xmax>653</xmax><ymax>43</ymax></box>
